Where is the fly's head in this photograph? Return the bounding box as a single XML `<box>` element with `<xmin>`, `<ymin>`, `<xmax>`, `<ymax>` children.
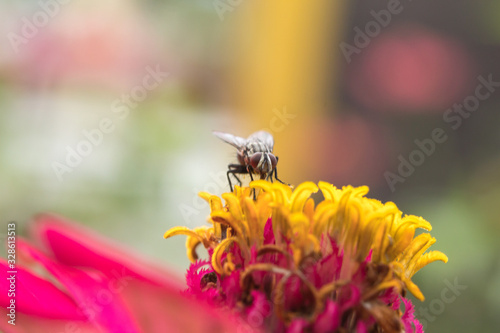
<box><xmin>249</xmin><ymin>152</ymin><xmax>277</xmax><ymax>176</ymax></box>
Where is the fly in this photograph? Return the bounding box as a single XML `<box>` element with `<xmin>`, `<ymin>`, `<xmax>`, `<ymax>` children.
<box><xmin>213</xmin><ymin>130</ymin><xmax>288</xmax><ymax>192</ymax></box>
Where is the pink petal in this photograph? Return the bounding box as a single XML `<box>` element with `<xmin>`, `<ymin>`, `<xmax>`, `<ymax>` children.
<box><xmin>414</xmin><ymin>320</ymin><xmax>424</xmax><ymax>333</ymax></box>
<box><xmin>0</xmin><ymin>309</ymin><xmax>97</xmax><ymax>333</ymax></box>
<box><xmin>221</xmin><ymin>271</ymin><xmax>242</xmax><ymax>308</ymax></box>
<box><xmin>30</xmin><ymin>214</ymin><xmax>183</xmax><ymax>291</ymax></box>
<box><xmin>263</xmin><ymin>218</ymin><xmax>275</xmax><ymax>245</ymax></box>
<box><xmin>18</xmin><ymin>240</ymin><xmax>142</xmax><ymax>333</ymax></box>
<box><xmin>313</xmin><ymin>300</ymin><xmax>340</xmax><ymax>333</ymax></box>
<box><xmin>245</xmin><ymin>290</ymin><xmax>271</xmax><ymax>328</ymax></box>
<box><xmin>402</xmin><ymin>297</ymin><xmax>423</xmax><ymax>333</ymax></box>
<box><xmin>119</xmin><ymin>279</ymin><xmax>249</xmax><ymax>333</ymax></box>
<box><xmin>185</xmin><ymin>260</ymin><xmax>213</xmax><ymax>295</ymax></box>
<box><xmin>25</xmin><ymin>216</ymin><xmax>251</xmax><ymax>333</ymax></box>
<box><xmin>286</xmin><ymin>318</ymin><xmax>308</xmax><ymax>333</ymax></box>
<box><xmin>356</xmin><ymin>321</ymin><xmax>368</xmax><ymax>333</ymax></box>
<box><xmin>0</xmin><ymin>259</ymin><xmax>85</xmax><ymax>320</ymax></box>
<box><xmin>338</xmin><ymin>284</ymin><xmax>361</xmax><ymax>311</ymax></box>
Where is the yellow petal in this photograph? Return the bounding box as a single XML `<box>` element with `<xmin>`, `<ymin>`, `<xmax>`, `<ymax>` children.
<box><xmin>251</xmin><ymin>180</ymin><xmax>275</xmax><ymax>199</ymax></box>
<box><xmin>186</xmin><ymin>236</ymin><xmax>202</xmax><ymax>262</ymax></box>
<box><xmin>222</xmin><ymin>193</ymin><xmax>244</xmax><ymax>221</ymax></box>
<box><xmin>405</xmin><ymin>278</ymin><xmax>425</xmax><ymax>301</ymax></box>
<box><xmin>163</xmin><ymin>226</ymin><xmax>204</xmax><ymax>241</ymax></box>
<box><xmin>212</xmin><ymin>237</ymin><xmax>238</xmax><ymax>275</ymax></box>
<box><xmin>318</xmin><ymin>181</ymin><xmax>337</xmax><ymax>201</ymax></box>
<box><xmin>242</xmin><ymin>197</ymin><xmax>260</xmax><ymax>243</ymax></box>
<box><xmin>413</xmin><ymin>251</ymin><xmax>449</xmax><ymax>274</ymax></box>
<box><xmin>198</xmin><ymin>192</ymin><xmax>212</xmax><ymax>202</ymax></box>
<box><xmin>397</xmin><ymin>233</ymin><xmax>434</xmax><ymax>268</ymax></box>
<box><xmin>290</xmin><ymin>181</ymin><xmax>318</xmax><ymax>213</ymax></box>
<box><xmin>211</xmin><ymin>211</ymin><xmax>245</xmax><ymax>238</ymax></box>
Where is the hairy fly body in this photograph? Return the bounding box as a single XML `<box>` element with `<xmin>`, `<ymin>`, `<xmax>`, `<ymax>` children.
<box><xmin>213</xmin><ymin>130</ymin><xmax>287</xmax><ymax>192</ymax></box>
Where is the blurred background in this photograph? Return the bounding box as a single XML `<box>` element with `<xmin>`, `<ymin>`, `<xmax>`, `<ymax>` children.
<box><xmin>1</xmin><ymin>0</ymin><xmax>500</xmax><ymax>331</ymax></box>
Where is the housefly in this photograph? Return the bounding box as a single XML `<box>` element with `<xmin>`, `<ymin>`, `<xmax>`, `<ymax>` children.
<box><xmin>213</xmin><ymin>130</ymin><xmax>287</xmax><ymax>192</ymax></box>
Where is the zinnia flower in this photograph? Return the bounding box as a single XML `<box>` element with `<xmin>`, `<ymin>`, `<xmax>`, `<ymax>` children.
<box><xmin>164</xmin><ymin>180</ymin><xmax>448</xmax><ymax>332</ymax></box>
<box><xmin>0</xmin><ymin>215</ymin><xmax>256</xmax><ymax>333</ymax></box>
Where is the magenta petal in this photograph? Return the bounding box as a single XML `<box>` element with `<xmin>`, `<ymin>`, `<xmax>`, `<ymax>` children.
<box><xmin>20</xmin><ymin>228</ymin><xmax>247</xmax><ymax>333</ymax></box>
<box><xmin>313</xmin><ymin>300</ymin><xmax>340</xmax><ymax>333</ymax></box>
<box><xmin>118</xmin><ymin>278</ymin><xmax>250</xmax><ymax>333</ymax></box>
<box><xmin>338</xmin><ymin>284</ymin><xmax>361</xmax><ymax>311</ymax></box>
<box><xmin>402</xmin><ymin>297</ymin><xmax>423</xmax><ymax>333</ymax></box>
<box><xmin>31</xmin><ymin>214</ymin><xmax>183</xmax><ymax>291</ymax></box>
<box><xmin>246</xmin><ymin>290</ymin><xmax>271</xmax><ymax>327</ymax></box>
<box><xmin>185</xmin><ymin>260</ymin><xmax>213</xmax><ymax>295</ymax></box>
<box><xmin>286</xmin><ymin>318</ymin><xmax>308</xmax><ymax>333</ymax></box>
<box><xmin>0</xmin><ymin>259</ymin><xmax>85</xmax><ymax>320</ymax></box>
<box><xmin>381</xmin><ymin>289</ymin><xmax>401</xmax><ymax>311</ymax></box>
<box><xmin>414</xmin><ymin>320</ymin><xmax>424</xmax><ymax>333</ymax></box>
<box><xmin>20</xmin><ymin>215</ymin><xmax>260</xmax><ymax>333</ymax></box>
<box><xmin>356</xmin><ymin>321</ymin><xmax>368</xmax><ymax>333</ymax></box>
<box><xmin>263</xmin><ymin>218</ymin><xmax>275</xmax><ymax>245</ymax></box>
<box><xmin>18</xmin><ymin>240</ymin><xmax>142</xmax><ymax>333</ymax></box>
<box><xmin>0</xmin><ymin>308</ymin><xmax>97</xmax><ymax>333</ymax></box>
<box><xmin>221</xmin><ymin>271</ymin><xmax>242</xmax><ymax>307</ymax></box>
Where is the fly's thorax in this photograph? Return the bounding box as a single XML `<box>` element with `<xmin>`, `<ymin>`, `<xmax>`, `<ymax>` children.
<box><xmin>247</xmin><ymin>141</ymin><xmax>271</xmax><ymax>155</ymax></box>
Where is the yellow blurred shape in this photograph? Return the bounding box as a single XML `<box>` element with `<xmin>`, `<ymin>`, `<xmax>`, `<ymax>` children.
<box><xmin>232</xmin><ymin>1</ymin><xmax>347</xmax><ymax>120</ymax></box>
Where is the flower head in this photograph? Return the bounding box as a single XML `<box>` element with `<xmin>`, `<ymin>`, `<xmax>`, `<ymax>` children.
<box><xmin>164</xmin><ymin>180</ymin><xmax>448</xmax><ymax>332</ymax></box>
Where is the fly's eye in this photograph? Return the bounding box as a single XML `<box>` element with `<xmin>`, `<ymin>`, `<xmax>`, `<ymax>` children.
<box><xmin>269</xmin><ymin>154</ymin><xmax>277</xmax><ymax>169</ymax></box>
<box><xmin>250</xmin><ymin>153</ymin><xmax>262</xmax><ymax>169</ymax></box>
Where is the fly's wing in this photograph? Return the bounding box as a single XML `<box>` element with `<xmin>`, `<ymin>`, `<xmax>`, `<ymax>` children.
<box><xmin>213</xmin><ymin>131</ymin><xmax>247</xmax><ymax>149</ymax></box>
<box><xmin>247</xmin><ymin>130</ymin><xmax>274</xmax><ymax>151</ymax></box>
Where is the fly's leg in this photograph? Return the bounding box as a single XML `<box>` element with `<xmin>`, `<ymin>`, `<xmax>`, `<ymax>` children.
<box><xmin>273</xmin><ymin>167</ymin><xmax>286</xmax><ymax>184</ymax></box>
<box><xmin>224</xmin><ymin>166</ymin><xmax>246</xmax><ymax>239</ymax></box>
<box><xmin>273</xmin><ymin>157</ymin><xmax>292</xmax><ymax>188</ymax></box>
<box><xmin>227</xmin><ymin>171</ymin><xmax>242</xmax><ymax>192</ymax></box>
<box><xmin>227</xmin><ymin>164</ymin><xmax>247</xmax><ymax>192</ymax></box>
<box><xmin>246</xmin><ymin>167</ymin><xmax>258</xmax><ymax>200</ymax></box>
<box><xmin>265</xmin><ymin>172</ymin><xmax>273</xmax><ymax>182</ymax></box>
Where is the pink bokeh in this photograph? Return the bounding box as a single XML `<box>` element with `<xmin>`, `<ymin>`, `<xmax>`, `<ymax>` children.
<box><xmin>347</xmin><ymin>24</ymin><xmax>474</xmax><ymax>113</ymax></box>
